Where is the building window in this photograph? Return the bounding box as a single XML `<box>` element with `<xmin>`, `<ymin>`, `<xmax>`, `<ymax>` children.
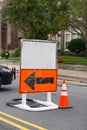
<box><xmin>71</xmin><ymin>33</ymin><xmax>77</xmax><ymax>39</ymax></box>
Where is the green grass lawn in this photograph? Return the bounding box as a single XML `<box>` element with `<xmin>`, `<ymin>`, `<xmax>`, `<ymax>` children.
<box><xmin>0</xmin><ymin>55</ymin><xmax>87</xmax><ymax>65</ymax></box>
<box><xmin>0</xmin><ymin>57</ymin><xmax>20</xmax><ymax>61</ymax></box>
<box><xmin>59</xmin><ymin>55</ymin><xmax>87</xmax><ymax>64</ymax></box>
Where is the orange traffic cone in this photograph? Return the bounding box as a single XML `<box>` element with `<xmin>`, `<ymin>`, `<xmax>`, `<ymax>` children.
<box><xmin>58</xmin><ymin>80</ymin><xmax>72</xmax><ymax>109</ymax></box>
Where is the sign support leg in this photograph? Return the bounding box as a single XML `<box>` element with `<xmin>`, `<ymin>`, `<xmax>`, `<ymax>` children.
<box><xmin>22</xmin><ymin>93</ymin><xmax>26</xmax><ymax>105</ymax></box>
<box><xmin>47</xmin><ymin>92</ymin><xmax>51</xmax><ymax>102</ymax></box>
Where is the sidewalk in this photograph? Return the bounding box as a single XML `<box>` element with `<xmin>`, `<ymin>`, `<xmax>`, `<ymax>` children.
<box><xmin>0</xmin><ymin>60</ymin><xmax>87</xmax><ymax>85</ymax></box>
<box><xmin>58</xmin><ymin>69</ymin><xmax>87</xmax><ymax>84</ymax></box>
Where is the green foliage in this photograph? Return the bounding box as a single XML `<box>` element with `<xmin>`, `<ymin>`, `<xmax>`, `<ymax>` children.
<box><xmin>79</xmin><ymin>51</ymin><xmax>86</xmax><ymax>57</ymax></box>
<box><xmin>3</xmin><ymin>0</ymin><xmax>70</xmax><ymax>39</ymax></box>
<box><xmin>68</xmin><ymin>38</ymin><xmax>86</xmax><ymax>53</ymax></box>
<box><xmin>57</xmin><ymin>49</ymin><xmax>64</xmax><ymax>55</ymax></box>
<box><xmin>1</xmin><ymin>50</ymin><xmax>10</xmax><ymax>57</ymax></box>
<box><xmin>2</xmin><ymin>0</ymin><xmax>87</xmax><ymax>52</ymax></box>
<box><xmin>68</xmin><ymin>0</ymin><xmax>87</xmax><ymax>46</ymax></box>
<box><xmin>1</xmin><ymin>51</ymin><xmax>5</xmax><ymax>57</ymax></box>
<box><xmin>58</xmin><ymin>56</ymin><xmax>63</xmax><ymax>63</ymax></box>
<box><xmin>14</xmin><ymin>47</ymin><xmax>21</xmax><ymax>57</ymax></box>
<box><xmin>58</xmin><ymin>49</ymin><xmax>73</xmax><ymax>56</ymax></box>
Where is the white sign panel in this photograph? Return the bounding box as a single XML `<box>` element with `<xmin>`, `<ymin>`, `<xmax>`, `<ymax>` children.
<box><xmin>21</xmin><ymin>39</ymin><xmax>57</xmax><ymax>69</ymax></box>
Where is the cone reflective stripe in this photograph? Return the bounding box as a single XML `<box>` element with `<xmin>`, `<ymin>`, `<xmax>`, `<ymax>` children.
<box><xmin>59</xmin><ymin>80</ymin><xmax>72</xmax><ymax>109</ymax></box>
<box><xmin>61</xmin><ymin>90</ymin><xmax>68</xmax><ymax>96</ymax></box>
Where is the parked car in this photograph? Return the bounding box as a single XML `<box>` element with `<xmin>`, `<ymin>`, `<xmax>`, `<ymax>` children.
<box><xmin>0</xmin><ymin>65</ymin><xmax>13</xmax><ymax>87</ymax></box>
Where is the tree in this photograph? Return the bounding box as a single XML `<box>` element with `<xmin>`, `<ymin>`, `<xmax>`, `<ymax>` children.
<box><xmin>2</xmin><ymin>0</ymin><xmax>71</xmax><ymax>39</ymax></box>
<box><xmin>57</xmin><ymin>0</ymin><xmax>87</xmax><ymax>56</ymax></box>
<box><xmin>2</xmin><ymin>0</ymin><xmax>87</xmax><ymax>54</ymax></box>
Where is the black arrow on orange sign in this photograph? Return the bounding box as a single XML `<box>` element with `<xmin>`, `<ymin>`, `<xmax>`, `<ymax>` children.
<box><xmin>24</xmin><ymin>72</ymin><xmax>54</xmax><ymax>90</ymax></box>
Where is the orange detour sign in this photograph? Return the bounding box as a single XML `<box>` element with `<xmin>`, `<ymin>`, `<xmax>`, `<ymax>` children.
<box><xmin>18</xmin><ymin>39</ymin><xmax>59</xmax><ymax>111</ymax></box>
<box><xmin>7</xmin><ymin>39</ymin><xmax>58</xmax><ymax>111</ymax></box>
<box><xmin>19</xmin><ymin>69</ymin><xmax>57</xmax><ymax>93</ymax></box>
<box><xmin>19</xmin><ymin>39</ymin><xmax>58</xmax><ymax>94</ymax></box>
<box><xmin>58</xmin><ymin>80</ymin><xmax>73</xmax><ymax>109</ymax></box>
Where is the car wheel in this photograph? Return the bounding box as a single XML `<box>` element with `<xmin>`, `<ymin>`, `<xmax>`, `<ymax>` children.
<box><xmin>0</xmin><ymin>77</ymin><xmax>2</xmax><ymax>87</ymax></box>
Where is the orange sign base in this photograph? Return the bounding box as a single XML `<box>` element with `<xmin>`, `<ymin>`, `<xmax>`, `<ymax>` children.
<box><xmin>19</xmin><ymin>69</ymin><xmax>58</xmax><ymax>93</ymax></box>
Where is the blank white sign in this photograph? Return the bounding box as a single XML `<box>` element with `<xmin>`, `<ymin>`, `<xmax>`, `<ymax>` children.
<box><xmin>21</xmin><ymin>39</ymin><xmax>57</xmax><ymax>69</ymax></box>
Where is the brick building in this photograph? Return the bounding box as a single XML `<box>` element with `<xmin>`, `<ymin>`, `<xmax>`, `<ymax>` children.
<box><xmin>0</xmin><ymin>0</ymin><xmax>20</xmax><ymax>52</ymax></box>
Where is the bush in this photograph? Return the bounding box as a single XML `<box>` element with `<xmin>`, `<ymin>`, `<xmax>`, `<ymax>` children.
<box><xmin>1</xmin><ymin>50</ymin><xmax>10</xmax><ymax>58</ymax></box>
<box><xmin>1</xmin><ymin>51</ymin><xmax>5</xmax><ymax>57</ymax></box>
<box><xmin>57</xmin><ymin>49</ymin><xmax>64</xmax><ymax>55</ymax></box>
<box><xmin>57</xmin><ymin>49</ymin><xmax>73</xmax><ymax>56</ymax></box>
<box><xmin>63</xmin><ymin>51</ymin><xmax>73</xmax><ymax>56</ymax></box>
<box><xmin>68</xmin><ymin>38</ymin><xmax>86</xmax><ymax>54</ymax></box>
<box><xmin>14</xmin><ymin>47</ymin><xmax>21</xmax><ymax>57</ymax></box>
<box><xmin>79</xmin><ymin>51</ymin><xmax>86</xmax><ymax>57</ymax></box>
<box><xmin>58</xmin><ymin>56</ymin><xmax>63</xmax><ymax>63</ymax></box>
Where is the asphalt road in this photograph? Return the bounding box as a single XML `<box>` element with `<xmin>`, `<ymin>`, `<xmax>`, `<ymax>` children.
<box><xmin>0</xmin><ymin>75</ymin><xmax>87</xmax><ymax>130</ymax></box>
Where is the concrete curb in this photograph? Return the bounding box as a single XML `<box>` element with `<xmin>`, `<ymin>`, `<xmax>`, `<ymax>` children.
<box><xmin>59</xmin><ymin>74</ymin><xmax>87</xmax><ymax>84</ymax></box>
<box><xmin>0</xmin><ymin>60</ymin><xmax>87</xmax><ymax>85</ymax></box>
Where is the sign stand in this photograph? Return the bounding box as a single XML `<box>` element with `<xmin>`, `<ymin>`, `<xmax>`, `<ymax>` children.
<box><xmin>7</xmin><ymin>39</ymin><xmax>58</xmax><ymax>111</ymax></box>
<box><xmin>13</xmin><ymin>92</ymin><xmax>58</xmax><ymax>111</ymax></box>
